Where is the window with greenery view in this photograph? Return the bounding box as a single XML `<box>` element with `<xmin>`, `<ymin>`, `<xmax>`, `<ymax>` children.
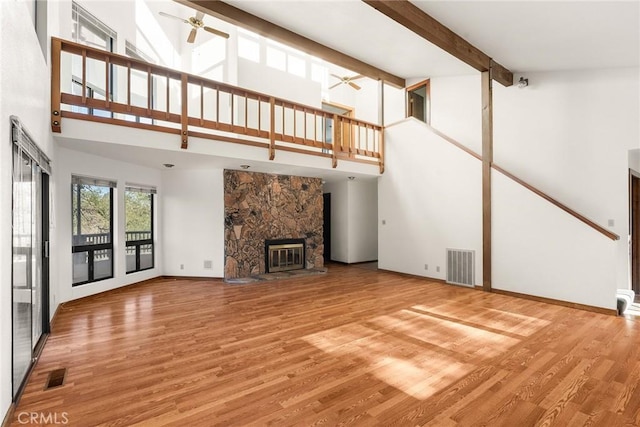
<box><xmin>72</xmin><ymin>176</ymin><xmax>115</xmax><ymax>285</ymax></box>
<box><xmin>125</xmin><ymin>185</ymin><xmax>155</xmax><ymax>273</ymax></box>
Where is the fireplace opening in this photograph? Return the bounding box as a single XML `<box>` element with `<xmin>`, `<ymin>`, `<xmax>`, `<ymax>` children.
<box><xmin>265</xmin><ymin>238</ymin><xmax>305</xmax><ymax>273</ymax></box>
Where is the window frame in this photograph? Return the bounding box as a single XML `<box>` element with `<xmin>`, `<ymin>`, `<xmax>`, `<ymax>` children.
<box><xmin>125</xmin><ymin>187</ymin><xmax>155</xmax><ymax>274</ymax></box>
<box><xmin>71</xmin><ymin>180</ymin><xmax>115</xmax><ymax>286</ymax></box>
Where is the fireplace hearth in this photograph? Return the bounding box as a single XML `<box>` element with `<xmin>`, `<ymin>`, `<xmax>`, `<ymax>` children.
<box><xmin>265</xmin><ymin>239</ymin><xmax>305</xmax><ymax>273</ymax></box>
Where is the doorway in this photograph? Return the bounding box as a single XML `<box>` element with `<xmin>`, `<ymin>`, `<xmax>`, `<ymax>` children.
<box><xmin>11</xmin><ymin>118</ymin><xmax>50</xmax><ymax>400</ymax></box>
<box><xmin>322</xmin><ymin>102</ymin><xmax>354</xmax><ymax>156</ymax></box>
<box><xmin>323</xmin><ymin>193</ymin><xmax>331</xmax><ymax>263</ymax></box>
<box><xmin>407</xmin><ymin>79</ymin><xmax>430</xmax><ymax>124</ymax></box>
<box><xmin>631</xmin><ymin>171</ymin><xmax>640</xmax><ymax>295</ymax></box>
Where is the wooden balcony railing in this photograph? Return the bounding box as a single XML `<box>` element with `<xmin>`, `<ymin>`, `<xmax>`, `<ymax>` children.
<box><xmin>50</xmin><ymin>38</ymin><xmax>384</xmax><ymax>172</ymax></box>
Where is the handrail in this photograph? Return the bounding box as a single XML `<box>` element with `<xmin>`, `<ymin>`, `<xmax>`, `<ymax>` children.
<box><xmin>419</xmin><ymin>120</ymin><xmax>620</xmax><ymax>241</ymax></box>
<box><xmin>50</xmin><ymin>37</ymin><xmax>384</xmax><ymax>172</ymax></box>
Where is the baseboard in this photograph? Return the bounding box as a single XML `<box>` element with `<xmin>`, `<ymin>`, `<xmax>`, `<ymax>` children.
<box><xmin>491</xmin><ymin>288</ymin><xmax>617</xmax><ymax>316</ymax></box>
<box><xmin>161</xmin><ymin>275</ymin><xmax>223</xmax><ymax>281</ymax></box>
<box><xmin>376</xmin><ymin>268</ymin><xmax>448</xmax><ymax>285</ymax></box>
<box><xmin>2</xmin><ymin>403</ymin><xmax>15</xmax><ymax>427</ymax></box>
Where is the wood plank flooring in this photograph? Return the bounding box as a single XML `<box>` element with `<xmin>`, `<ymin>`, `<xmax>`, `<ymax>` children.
<box><xmin>10</xmin><ymin>264</ymin><xmax>640</xmax><ymax>426</ymax></box>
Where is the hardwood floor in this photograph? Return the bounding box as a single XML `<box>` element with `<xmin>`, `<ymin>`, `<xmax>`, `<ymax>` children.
<box><xmin>10</xmin><ymin>264</ymin><xmax>640</xmax><ymax>426</ymax></box>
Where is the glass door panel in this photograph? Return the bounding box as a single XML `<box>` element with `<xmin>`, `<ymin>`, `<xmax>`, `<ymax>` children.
<box><xmin>12</xmin><ymin>146</ymin><xmax>33</xmax><ymax>398</ymax></box>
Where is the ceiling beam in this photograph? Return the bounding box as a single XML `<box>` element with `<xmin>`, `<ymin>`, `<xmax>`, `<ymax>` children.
<box><xmin>175</xmin><ymin>0</ymin><xmax>406</xmax><ymax>88</ymax></box>
<box><xmin>363</xmin><ymin>0</ymin><xmax>513</xmax><ymax>87</ymax></box>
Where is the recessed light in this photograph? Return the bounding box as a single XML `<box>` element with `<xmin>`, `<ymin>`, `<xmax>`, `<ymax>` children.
<box><xmin>240</xmin><ymin>164</ymin><xmax>250</xmax><ymax>169</ymax></box>
<box><xmin>348</xmin><ymin>176</ymin><xmax>355</xmax><ymax>180</ymax></box>
<box><xmin>163</xmin><ymin>163</ymin><xmax>174</xmax><ymax>168</ymax></box>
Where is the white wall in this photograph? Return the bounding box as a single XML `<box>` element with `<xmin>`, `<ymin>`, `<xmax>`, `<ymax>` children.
<box><xmin>161</xmin><ymin>168</ymin><xmax>224</xmax><ymax>277</ymax></box>
<box><xmin>383</xmin><ymin>83</ymin><xmax>406</xmax><ymax>126</ymax></box>
<box><xmin>55</xmin><ymin>147</ymin><xmax>162</xmax><ymax>302</ymax></box>
<box><xmin>1</xmin><ymin>0</ymin><xmax>55</xmax><ymax>417</ymax></box>
<box><xmin>493</xmin><ymin>170</ymin><xmax>617</xmax><ymax>309</ymax></box>
<box><xmin>238</xmin><ymin>58</ymin><xmax>322</xmax><ymax>108</ymax></box>
<box><xmin>493</xmin><ymin>68</ymin><xmax>639</xmax><ymax>291</ymax></box>
<box><xmin>379</xmin><ymin>118</ymin><xmax>482</xmax><ymax>281</ymax></box>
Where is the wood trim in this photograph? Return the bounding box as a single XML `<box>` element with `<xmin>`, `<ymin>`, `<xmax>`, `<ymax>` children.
<box><xmin>406</xmin><ymin>78</ymin><xmax>431</xmax><ymax>124</ymax></box>
<box><xmin>490</xmin><ymin>288</ymin><xmax>618</xmax><ymax>316</ymax></box>
<box><xmin>61</xmin><ymin>111</ymin><xmax>181</xmax><ymax>135</ymax></box>
<box><xmin>492</xmin><ymin>163</ymin><xmax>620</xmax><ymax>241</ymax></box>
<box><xmin>269</xmin><ymin>97</ymin><xmax>276</xmax><ymax>160</ymax></box>
<box><xmin>481</xmin><ymin>71</ymin><xmax>493</xmax><ymax>292</ymax></box>
<box><xmin>424</xmin><ymin>123</ymin><xmax>481</xmax><ymax>160</ymax></box>
<box><xmin>161</xmin><ymin>275</ymin><xmax>223</xmax><ymax>281</ymax></box>
<box><xmin>362</xmin><ymin>1</ymin><xmax>513</xmax><ymax>87</ymax></box>
<box><xmin>1</xmin><ymin>403</ymin><xmax>15</xmax><ymax>427</ymax></box>
<box><xmin>420</xmin><ymin>122</ymin><xmax>620</xmax><ymax>242</ymax></box>
<box><xmin>51</xmin><ymin>38</ymin><xmax>62</xmax><ymax>132</ymax></box>
<box><xmin>181</xmin><ymin>74</ymin><xmax>188</xmax><ymax>149</ymax></box>
<box><xmin>176</xmin><ymin>1</ymin><xmax>405</xmax><ymax>88</ymax></box>
<box><xmin>481</xmin><ymin>71</ymin><xmax>493</xmax><ymax>291</ymax></box>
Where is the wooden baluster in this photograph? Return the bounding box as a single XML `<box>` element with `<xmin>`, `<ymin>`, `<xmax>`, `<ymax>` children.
<box><xmin>200</xmin><ymin>82</ymin><xmax>204</xmax><ymax>126</ymax></box>
<box><xmin>126</xmin><ymin>63</ymin><xmax>132</xmax><ymax>113</ymax></box>
<box><xmin>258</xmin><ymin>97</ymin><xmax>262</xmax><ymax>132</ymax></box>
<box><xmin>293</xmin><ymin>105</ymin><xmax>297</xmax><ymax>141</ymax></box>
<box><xmin>81</xmin><ymin>49</ymin><xmax>87</xmax><ymax>103</ymax></box>
<box><xmin>105</xmin><ymin>56</ymin><xmax>110</xmax><ymax>110</ymax></box>
<box><xmin>165</xmin><ymin>74</ymin><xmax>169</xmax><ymax>120</ymax></box>
<box><xmin>215</xmin><ymin>86</ymin><xmax>220</xmax><ymax>128</ymax></box>
<box><xmin>269</xmin><ymin>97</ymin><xmax>276</xmax><ymax>160</ymax></box>
<box><xmin>147</xmin><ymin>67</ymin><xmax>152</xmax><ymax>116</ymax></box>
<box><xmin>181</xmin><ymin>74</ymin><xmax>188</xmax><ymax>149</ymax></box>
<box><xmin>51</xmin><ymin>38</ymin><xmax>62</xmax><ymax>132</ymax></box>
<box><xmin>332</xmin><ymin>114</ymin><xmax>339</xmax><ymax>168</ymax></box>
<box><xmin>231</xmin><ymin>92</ymin><xmax>235</xmax><ymax>127</ymax></box>
<box><xmin>244</xmin><ymin>94</ymin><xmax>248</xmax><ymax>133</ymax></box>
<box><xmin>379</xmin><ymin>128</ymin><xmax>385</xmax><ymax>173</ymax></box>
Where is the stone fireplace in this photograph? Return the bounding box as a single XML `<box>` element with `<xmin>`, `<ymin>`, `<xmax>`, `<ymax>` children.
<box><xmin>224</xmin><ymin>170</ymin><xmax>323</xmax><ymax>279</ymax></box>
<box><xmin>265</xmin><ymin>238</ymin><xmax>305</xmax><ymax>273</ymax></box>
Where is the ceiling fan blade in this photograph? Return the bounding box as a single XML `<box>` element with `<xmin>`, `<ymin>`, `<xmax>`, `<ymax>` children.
<box><xmin>159</xmin><ymin>11</ymin><xmax>189</xmax><ymax>24</ymax></box>
<box><xmin>203</xmin><ymin>26</ymin><xmax>230</xmax><ymax>39</ymax></box>
<box><xmin>349</xmin><ymin>75</ymin><xmax>366</xmax><ymax>81</ymax></box>
<box><xmin>187</xmin><ymin>28</ymin><xmax>198</xmax><ymax>43</ymax></box>
<box><xmin>330</xmin><ymin>73</ymin><xmax>343</xmax><ymax>80</ymax></box>
<box><xmin>195</xmin><ymin>11</ymin><xmax>205</xmax><ymax>21</ymax></box>
<box><xmin>348</xmin><ymin>82</ymin><xmax>361</xmax><ymax>90</ymax></box>
<box><xmin>329</xmin><ymin>82</ymin><xmax>342</xmax><ymax>90</ymax></box>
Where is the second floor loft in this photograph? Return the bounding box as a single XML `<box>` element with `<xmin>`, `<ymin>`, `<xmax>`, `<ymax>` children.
<box><xmin>51</xmin><ymin>37</ymin><xmax>386</xmax><ymax>174</ymax></box>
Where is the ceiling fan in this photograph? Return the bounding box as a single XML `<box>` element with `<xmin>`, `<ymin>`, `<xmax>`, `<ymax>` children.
<box><xmin>159</xmin><ymin>10</ymin><xmax>230</xmax><ymax>43</ymax></box>
<box><xmin>329</xmin><ymin>74</ymin><xmax>365</xmax><ymax>90</ymax></box>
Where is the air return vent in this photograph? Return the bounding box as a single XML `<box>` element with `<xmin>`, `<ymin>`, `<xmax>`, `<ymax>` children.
<box><xmin>446</xmin><ymin>249</ymin><xmax>475</xmax><ymax>287</ymax></box>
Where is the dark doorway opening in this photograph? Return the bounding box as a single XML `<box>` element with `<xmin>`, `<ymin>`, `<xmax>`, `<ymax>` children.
<box><xmin>631</xmin><ymin>171</ymin><xmax>640</xmax><ymax>295</ymax></box>
<box><xmin>407</xmin><ymin>79</ymin><xmax>430</xmax><ymax>124</ymax></box>
<box><xmin>323</xmin><ymin>193</ymin><xmax>331</xmax><ymax>263</ymax></box>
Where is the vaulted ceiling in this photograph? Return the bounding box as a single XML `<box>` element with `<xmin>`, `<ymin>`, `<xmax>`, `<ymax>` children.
<box><xmin>210</xmin><ymin>0</ymin><xmax>639</xmax><ymax>79</ymax></box>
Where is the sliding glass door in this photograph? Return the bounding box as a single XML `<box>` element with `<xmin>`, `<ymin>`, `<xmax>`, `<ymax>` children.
<box><xmin>11</xmin><ymin>121</ymin><xmax>50</xmax><ymax>399</ymax></box>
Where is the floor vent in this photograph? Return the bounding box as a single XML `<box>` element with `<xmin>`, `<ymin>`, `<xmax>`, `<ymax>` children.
<box><xmin>44</xmin><ymin>368</ymin><xmax>66</xmax><ymax>390</ymax></box>
<box><xmin>446</xmin><ymin>249</ymin><xmax>475</xmax><ymax>287</ymax></box>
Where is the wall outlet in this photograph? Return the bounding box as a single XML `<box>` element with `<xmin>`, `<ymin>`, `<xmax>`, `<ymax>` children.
<box><xmin>436</xmin><ymin>266</ymin><xmax>440</xmax><ymax>272</ymax></box>
<box><xmin>203</xmin><ymin>260</ymin><xmax>213</xmax><ymax>269</ymax></box>
<box><xmin>424</xmin><ymin>264</ymin><xmax>428</xmax><ymax>270</ymax></box>
<box><xmin>180</xmin><ymin>264</ymin><xmax>184</xmax><ymax>270</ymax></box>
<box><xmin>608</xmin><ymin>219</ymin><xmax>615</xmax><ymax>227</ymax></box>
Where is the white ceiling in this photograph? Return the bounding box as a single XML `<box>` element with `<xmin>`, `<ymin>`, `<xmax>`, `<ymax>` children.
<box><xmin>226</xmin><ymin>0</ymin><xmax>640</xmax><ymax>78</ymax></box>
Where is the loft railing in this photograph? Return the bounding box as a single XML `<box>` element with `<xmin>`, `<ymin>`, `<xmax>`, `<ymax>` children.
<box><xmin>50</xmin><ymin>38</ymin><xmax>384</xmax><ymax>172</ymax></box>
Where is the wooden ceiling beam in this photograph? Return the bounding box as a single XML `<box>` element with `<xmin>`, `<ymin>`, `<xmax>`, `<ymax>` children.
<box><xmin>175</xmin><ymin>0</ymin><xmax>406</xmax><ymax>88</ymax></box>
<box><xmin>363</xmin><ymin>0</ymin><xmax>513</xmax><ymax>87</ymax></box>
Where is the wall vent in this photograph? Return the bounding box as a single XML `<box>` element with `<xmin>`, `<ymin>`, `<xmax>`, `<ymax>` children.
<box><xmin>446</xmin><ymin>249</ymin><xmax>475</xmax><ymax>287</ymax></box>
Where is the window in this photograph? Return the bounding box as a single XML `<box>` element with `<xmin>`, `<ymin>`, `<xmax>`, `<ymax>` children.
<box><xmin>71</xmin><ymin>176</ymin><xmax>115</xmax><ymax>286</ymax></box>
<box><xmin>72</xmin><ymin>2</ymin><xmax>116</xmax><ymax>52</ymax></box>
<box><xmin>407</xmin><ymin>79</ymin><xmax>431</xmax><ymax>124</ymax></box>
<box><xmin>238</xmin><ymin>31</ymin><xmax>260</xmax><ymax>63</ymax></box>
<box><xmin>125</xmin><ymin>185</ymin><xmax>155</xmax><ymax>273</ymax></box>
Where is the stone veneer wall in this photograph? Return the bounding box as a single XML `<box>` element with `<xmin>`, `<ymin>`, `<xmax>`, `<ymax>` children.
<box><xmin>224</xmin><ymin>170</ymin><xmax>324</xmax><ymax>279</ymax></box>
